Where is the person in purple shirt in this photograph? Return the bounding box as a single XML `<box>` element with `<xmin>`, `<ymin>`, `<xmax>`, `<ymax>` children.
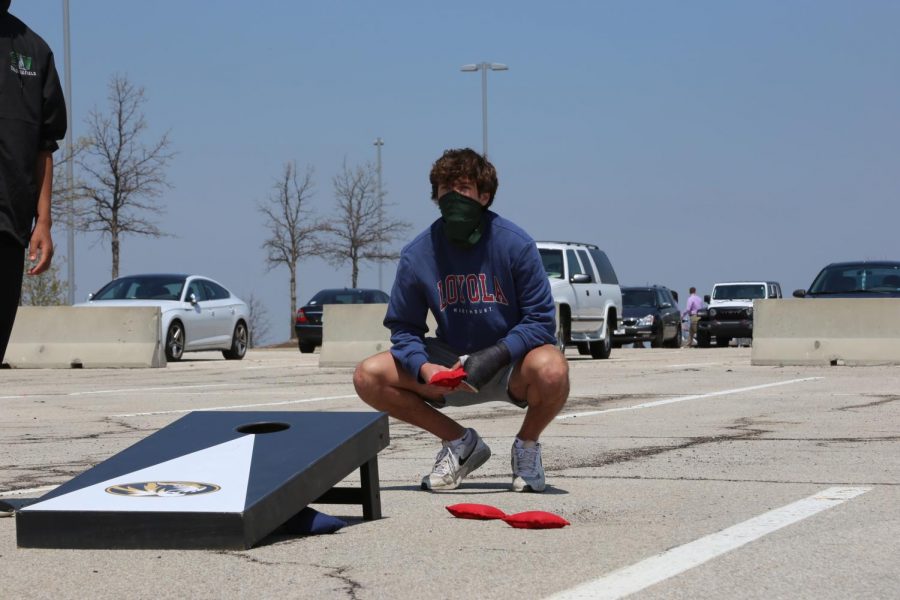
<box><xmin>681</xmin><ymin>287</ymin><xmax>704</xmax><ymax>347</ymax></box>
<box><xmin>354</xmin><ymin>148</ymin><xmax>569</xmax><ymax>494</ymax></box>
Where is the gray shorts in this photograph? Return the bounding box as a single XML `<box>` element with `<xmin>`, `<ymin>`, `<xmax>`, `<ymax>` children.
<box><xmin>422</xmin><ymin>338</ymin><xmax>526</xmax><ymax>409</ymax></box>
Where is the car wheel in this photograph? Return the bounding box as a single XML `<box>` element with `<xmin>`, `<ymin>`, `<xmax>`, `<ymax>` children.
<box><xmin>716</xmin><ymin>336</ymin><xmax>732</xmax><ymax>347</ymax></box>
<box><xmin>697</xmin><ymin>331</ymin><xmax>711</xmax><ymax>348</ymax></box>
<box><xmin>298</xmin><ymin>340</ymin><xmax>316</xmax><ymax>354</ymax></box>
<box><xmin>589</xmin><ymin>320</ymin><xmax>612</xmax><ymax>359</ymax></box>
<box><xmin>651</xmin><ymin>325</ymin><xmax>665</xmax><ymax>348</ymax></box>
<box><xmin>576</xmin><ymin>342</ymin><xmax>590</xmax><ymax>355</ymax></box>
<box><xmin>664</xmin><ymin>322</ymin><xmax>681</xmax><ymax>348</ymax></box>
<box><xmin>223</xmin><ymin>321</ymin><xmax>248</xmax><ymax>360</ymax></box>
<box><xmin>165</xmin><ymin>321</ymin><xmax>185</xmax><ymax>362</ymax></box>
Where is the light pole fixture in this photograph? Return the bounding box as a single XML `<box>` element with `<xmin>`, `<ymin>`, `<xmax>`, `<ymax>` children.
<box><xmin>460</xmin><ymin>62</ymin><xmax>508</xmax><ymax>159</ymax></box>
<box><xmin>373</xmin><ymin>137</ymin><xmax>384</xmax><ymax>291</ymax></box>
<box><xmin>63</xmin><ymin>0</ymin><xmax>75</xmax><ymax>304</ymax></box>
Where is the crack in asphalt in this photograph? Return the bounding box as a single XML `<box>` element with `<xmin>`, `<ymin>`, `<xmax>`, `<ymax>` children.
<box><xmin>559</xmin><ymin>420</ymin><xmax>769</xmax><ymax>471</ymax></box>
<box><xmin>835</xmin><ymin>394</ymin><xmax>900</xmax><ymax>411</ymax></box>
<box><xmin>3</xmin><ymin>416</ymin><xmax>159</xmax><ymax>446</ymax></box>
<box><xmin>314</xmin><ymin>563</ymin><xmax>363</xmax><ymax>600</ymax></box>
<box><xmin>1</xmin><ymin>461</ymin><xmax>91</xmax><ymax>490</ymax></box>
<box><xmin>212</xmin><ymin>550</ymin><xmax>289</xmax><ymax>566</ymax></box>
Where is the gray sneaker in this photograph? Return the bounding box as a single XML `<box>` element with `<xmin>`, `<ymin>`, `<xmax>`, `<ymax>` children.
<box><xmin>421</xmin><ymin>428</ymin><xmax>491</xmax><ymax>491</ymax></box>
<box><xmin>511</xmin><ymin>440</ymin><xmax>546</xmax><ymax>492</ymax></box>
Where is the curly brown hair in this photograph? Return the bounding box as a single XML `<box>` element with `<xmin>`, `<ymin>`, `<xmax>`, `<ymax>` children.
<box><xmin>429</xmin><ymin>148</ymin><xmax>498</xmax><ymax>206</ymax></box>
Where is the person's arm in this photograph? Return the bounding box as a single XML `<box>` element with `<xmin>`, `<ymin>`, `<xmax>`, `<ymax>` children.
<box><xmin>28</xmin><ymin>151</ymin><xmax>54</xmax><ymax>275</ymax></box>
<box><xmin>498</xmin><ymin>242</ymin><xmax>557</xmax><ymax>361</ymax></box>
<box><xmin>384</xmin><ymin>252</ymin><xmax>441</xmax><ymax>381</ymax></box>
<box><xmin>28</xmin><ymin>49</ymin><xmax>67</xmax><ymax>276</ymax></box>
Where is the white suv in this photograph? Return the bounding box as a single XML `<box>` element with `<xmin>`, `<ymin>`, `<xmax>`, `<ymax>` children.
<box><xmin>536</xmin><ymin>241</ymin><xmax>622</xmax><ymax>359</ymax></box>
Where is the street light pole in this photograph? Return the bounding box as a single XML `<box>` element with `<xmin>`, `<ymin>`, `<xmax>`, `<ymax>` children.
<box><xmin>63</xmin><ymin>0</ymin><xmax>75</xmax><ymax>304</ymax></box>
<box><xmin>460</xmin><ymin>62</ymin><xmax>508</xmax><ymax>158</ymax></box>
<box><xmin>373</xmin><ymin>137</ymin><xmax>384</xmax><ymax>291</ymax></box>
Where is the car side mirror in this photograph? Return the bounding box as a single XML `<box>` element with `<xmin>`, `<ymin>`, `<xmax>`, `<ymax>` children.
<box><xmin>189</xmin><ymin>293</ymin><xmax>198</xmax><ymax>304</ymax></box>
<box><xmin>704</xmin><ymin>294</ymin><xmax>711</xmax><ymax>303</ymax></box>
<box><xmin>792</xmin><ymin>289</ymin><xmax>806</xmax><ymax>298</ymax></box>
<box><xmin>87</xmin><ymin>292</ymin><xmax>94</xmax><ymax>300</ymax></box>
<box><xmin>570</xmin><ymin>273</ymin><xmax>592</xmax><ymax>284</ymax></box>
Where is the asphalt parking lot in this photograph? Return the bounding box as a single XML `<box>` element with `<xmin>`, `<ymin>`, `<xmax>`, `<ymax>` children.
<box><xmin>2</xmin><ymin>347</ymin><xmax>898</xmax><ymax>599</ymax></box>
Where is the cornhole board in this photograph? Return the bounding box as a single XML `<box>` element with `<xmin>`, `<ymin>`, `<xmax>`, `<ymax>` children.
<box><xmin>16</xmin><ymin>411</ymin><xmax>389</xmax><ymax>550</ymax></box>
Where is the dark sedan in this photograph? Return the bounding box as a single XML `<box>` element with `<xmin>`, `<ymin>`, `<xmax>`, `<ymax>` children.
<box><xmin>612</xmin><ymin>285</ymin><xmax>682</xmax><ymax>348</ymax></box>
<box><xmin>295</xmin><ymin>288</ymin><xmax>390</xmax><ymax>353</ymax></box>
<box><xmin>793</xmin><ymin>261</ymin><xmax>900</xmax><ymax>298</ymax></box>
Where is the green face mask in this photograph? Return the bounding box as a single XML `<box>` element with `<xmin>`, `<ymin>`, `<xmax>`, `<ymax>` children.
<box><xmin>438</xmin><ymin>191</ymin><xmax>486</xmax><ymax>248</ymax></box>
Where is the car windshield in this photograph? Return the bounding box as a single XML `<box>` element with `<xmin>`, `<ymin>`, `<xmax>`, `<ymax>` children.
<box><xmin>623</xmin><ymin>289</ymin><xmax>655</xmax><ymax>308</ymax></box>
<box><xmin>539</xmin><ymin>249</ymin><xmax>564</xmax><ymax>279</ymax></box>
<box><xmin>307</xmin><ymin>289</ymin><xmax>388</xmax><ymax>305</ymax></box>
<box><xmin>809</xmin><ymin>265</ymin><xmax>900</xmax><ymax>294</ymax></box>
<box><xmin>712</xmin><ymin>284</ymin><xmax>765</xmax><ymax>300</ymax></box>
<box><xmin>92</xmin><ymin>275</ymin><xmax>186</xmax><ymax>301</ymax></box>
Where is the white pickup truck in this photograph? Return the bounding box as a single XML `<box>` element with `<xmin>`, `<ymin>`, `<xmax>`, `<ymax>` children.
<box><xmin>535</xmin><ymin>241</ymin><xmax>622</xmax><ymax>359</ymax></box>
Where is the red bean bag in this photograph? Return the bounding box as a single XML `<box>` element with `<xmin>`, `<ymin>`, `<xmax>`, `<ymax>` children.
<box><xmin>502</xmin><ymin>511</ymin><xmax>570</xmax><ymax>529</ymax></box>
<box><xmin>429</xmin><ymin>367</ymin><xmax>468</xmax><ymax>389</ymax></box>
<box><xmin>445</xmin><ymin>503</ymin><xmax>507</xmax><ymax>520</ymax></box>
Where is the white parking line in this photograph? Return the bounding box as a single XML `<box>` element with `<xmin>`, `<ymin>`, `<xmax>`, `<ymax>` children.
<box><xmin>1</xmin><ymin>385</ymin><xmax>231</xmax><ymax>401</ymax></box>
<box><xmin>557</xmin><ymin>377</ymin><xmax>821</xmax><ymax>420</ymax></box>
<box><xmin>547</xmin><ymin>486</ymin><xmax>870</xmax><ymax>600</ymax></box>
<box><xmin>113</xmin><ymin>394</ymin><xmax>360</xmax><ymax>417</ymax></box>
<box><xmin>69</xmin><ymin>383</ymin><xmax>233</xmax><ymax>396</ymax></box>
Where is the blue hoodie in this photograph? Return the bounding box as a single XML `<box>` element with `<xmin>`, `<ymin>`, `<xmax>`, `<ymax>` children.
<box><xmin>385</xmin><ymin>210</ymin><xmax>556</xmax><ymax>379</ymax></box>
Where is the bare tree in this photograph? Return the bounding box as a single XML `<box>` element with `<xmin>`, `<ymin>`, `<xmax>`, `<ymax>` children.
<box><xmin>77</xmin><ymin>74</ymin><xmax>175</xmax><ymax>279</ymax></box>
<box><xmin>50</xmin><ymin>140</ymin><xmax>90</xmax><ymax>227</ymax></box>
<box><xmin>244</xmin><ymin>294</ymin><xmax>271</xmax><ymax>348</ymax></box>
<box><xmin>259</xmin><ymin>162</ymin><xmax>325</xmax><ymax>339</ymax></box>
<box><xmin>322</xmin><ymin>161</ymin><xmax>409</xmax><ymax>287</ymax></box>
<box><xmin>20</xmin><ymin>256</ymin><xmax>67</xmax><ymax>306</ymax></box>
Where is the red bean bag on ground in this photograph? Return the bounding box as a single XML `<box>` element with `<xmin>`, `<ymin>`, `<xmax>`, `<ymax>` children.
<box><xmin>502</xmin><ymin>511</ymin><xmax>570</xmax><ymax>529</ymax></box>
<box><xmin>445</xmin><ymin>503</ymin><xmax>507</xmax><ymax>520</ymax></box>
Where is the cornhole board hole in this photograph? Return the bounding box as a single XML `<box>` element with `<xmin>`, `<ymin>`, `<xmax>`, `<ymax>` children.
<box><xmin>16</xmin><ymin>411</ymin><xmax>389</xmax><ymax>550</ymax></box>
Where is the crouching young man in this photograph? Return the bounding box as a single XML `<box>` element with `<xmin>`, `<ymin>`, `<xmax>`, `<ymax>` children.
<box><xmin>353</xmin><ymin>148</ymin><xmax>569</xmax><ymax>492</ymax></box>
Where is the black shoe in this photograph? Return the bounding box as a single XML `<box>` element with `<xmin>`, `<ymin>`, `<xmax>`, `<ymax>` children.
<box><xmin>0</xmin><ymin>499</ymin><xmax>14</xmax><ymax>517</ymax></box>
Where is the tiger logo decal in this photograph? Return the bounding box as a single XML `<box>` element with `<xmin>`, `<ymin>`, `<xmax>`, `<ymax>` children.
<box><xmin>105</xmin><ymin>481</ymin><xmax>220</xmax><ymax>497</ymax></box>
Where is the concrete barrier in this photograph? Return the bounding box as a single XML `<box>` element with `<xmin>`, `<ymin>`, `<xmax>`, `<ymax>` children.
<box><xmin>4</xmin><ymin>307</ymin><xmax>165</xmax><ymax>368</ymax></box>
<box><xmin>319</xmin><ymin>304</ymin><xmax>437</xmax><ymax>368</ymax></box>
<box><xmin>751</xmin><ymin>298</ymin><xmax>900</xmax><ymax>366</ymax></box>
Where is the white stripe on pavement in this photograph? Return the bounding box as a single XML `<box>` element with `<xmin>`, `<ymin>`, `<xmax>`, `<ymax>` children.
<box><xmin>557</xmin><ymin>377</ymin><xmax>821</xmax><ymax>420</ymax></box>
<box><xmin>114</xmin><ymin>394</ymin><xmax>360</xmax><ymax>417</ymax></box>
<box><xmin>547</xmin><ymin>486</ymin><xmax>870</xmax><ymax>600</ymax></box>
<box><xmin>69</xmin><ymin>383</ymin><xmax>233</xmax><ymax>396</ymax></box>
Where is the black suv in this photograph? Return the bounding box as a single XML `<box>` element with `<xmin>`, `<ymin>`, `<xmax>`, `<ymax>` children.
<box><xmin>613</xmin><ymin>286</ymin><xmax>682</xmax><ymax>348</ymax></box>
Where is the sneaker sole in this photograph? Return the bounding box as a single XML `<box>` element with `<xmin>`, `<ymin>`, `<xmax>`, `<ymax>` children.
<box><xmin>421</xmin><ymin>443</ymin><xmax>492</xmax><ymax>491</ymax></box>
<box><xmin>512</xmin><ymin>478</ymin><xmax>546</xmax><ymax>493</ymax></box>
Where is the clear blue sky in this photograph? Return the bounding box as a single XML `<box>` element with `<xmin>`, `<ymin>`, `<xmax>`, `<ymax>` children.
<box><xmin>14</xmin><ymin>1</ymin><xmax>900</xmax><ymax>343</ymax></box>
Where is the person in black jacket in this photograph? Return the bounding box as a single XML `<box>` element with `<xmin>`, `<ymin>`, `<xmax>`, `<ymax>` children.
<box><xmin>1</xmin><ymin>0</ymin><xmax>67</xmax><ymax>516</ymax></box>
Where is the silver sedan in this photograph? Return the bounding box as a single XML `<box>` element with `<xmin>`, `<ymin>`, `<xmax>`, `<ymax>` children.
<box><xmin>75</xmin><ymin>273</ymin><xmax>250</xmax><ymax>361</ymax></box>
